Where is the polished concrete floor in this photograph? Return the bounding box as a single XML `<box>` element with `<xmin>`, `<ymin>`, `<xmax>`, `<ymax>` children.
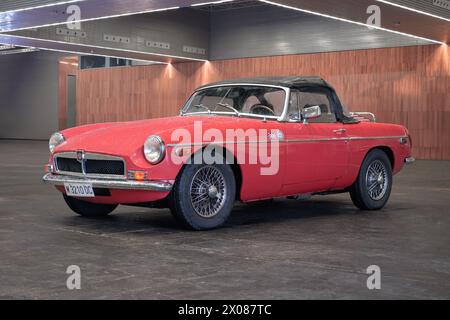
<box><xmin>0</xmin><ymin>140</ymin><xmax>449</xmax><ymax>299</ymax></box>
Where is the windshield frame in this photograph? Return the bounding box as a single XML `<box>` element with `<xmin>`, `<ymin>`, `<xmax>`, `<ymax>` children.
<box><xmin>180</xmin><ymin>83</ymin><xmax>291</xmax><ymax>122</ymax></box>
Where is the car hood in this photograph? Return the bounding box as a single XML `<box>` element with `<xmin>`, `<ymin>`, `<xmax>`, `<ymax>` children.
<box><xmin>55</xmin><ymin>115</ymin><xmax>260</xmax><ymax>156</ymax></box>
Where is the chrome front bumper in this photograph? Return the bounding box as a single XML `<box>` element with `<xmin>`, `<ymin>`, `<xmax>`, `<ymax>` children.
<box><xmin>405</xmin><ymin>157</ymin><xmax>415</xmax><ymax>165</ymax></box>
<box><xmin>43</xmin><ymin>173</ymin><xmax>173</xmax><ymax>192</ymax></box>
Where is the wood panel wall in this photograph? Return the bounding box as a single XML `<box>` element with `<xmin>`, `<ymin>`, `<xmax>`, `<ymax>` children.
<box><xmin>74</xmin><ymin>44</ymin><xmax>450</xmax><ymax>160</ymax></box>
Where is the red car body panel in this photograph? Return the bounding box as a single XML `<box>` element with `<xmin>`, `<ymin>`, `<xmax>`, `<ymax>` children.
<box><xmin>49</xmin><ymin>115</ymin><xmax>412</xmax><ymax>205</ymax></box>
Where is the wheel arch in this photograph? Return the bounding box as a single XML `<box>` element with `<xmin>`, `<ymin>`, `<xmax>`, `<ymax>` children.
<box><xmin>349</xmin><ymin>146</ymin><xmax>394</xmax><ymax>210</ymax></box>
<box><xmin>179</xmin><ymin>145</ymin><xmax>243</xmax><ymax>201</ymax></box>
<box><xmin>367</xmin><ymin>146</ymin><xmax>395</xmax><ymax>169</ymax></box>
<box><xmin>349</xmin><ymin>146</ymin><xmax>395</xmax><ymax>188</ymax></box>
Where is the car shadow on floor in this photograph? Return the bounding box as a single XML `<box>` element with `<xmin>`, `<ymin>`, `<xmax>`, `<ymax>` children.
<box><xmin>58</xmin><ymin>197</ymin><xmax>363</xmax><ymax>235</ymax></box>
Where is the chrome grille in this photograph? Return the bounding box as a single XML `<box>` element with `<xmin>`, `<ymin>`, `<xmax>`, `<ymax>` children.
<box><xmin>56</xmin><ymin>158</ymin><xmax>82</xmax><ymax>173</ymax></box>
<box><xmin>54</xmin><ymin>152</ymin><xmax>126</xmax><ymax>179</ymax></box>
<box><xmin>85</xmin><ymin>159</ymin><xmax>125</xmax><ymax>175</ymax></box>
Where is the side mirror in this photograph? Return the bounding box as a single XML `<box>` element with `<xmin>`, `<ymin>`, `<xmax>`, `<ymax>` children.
<box><xmin>302</xmin><ymin>105</ymin><xmax>321</xmax><ymax>123</ymax></box>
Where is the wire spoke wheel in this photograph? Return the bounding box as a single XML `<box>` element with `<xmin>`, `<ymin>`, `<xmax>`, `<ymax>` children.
<box><xmin>190</xmin><ymin>166</ymin><xmax>227</xmax><ymax>218</ymax></box>
<box><xmin>365</xmin><ymin>160</ymin><xmax>389</xmax><ymax>201</ymax></box>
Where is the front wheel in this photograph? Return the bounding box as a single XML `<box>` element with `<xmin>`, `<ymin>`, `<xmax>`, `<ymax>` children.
<box><xmin>350</xmin><ymin>149</ymin><xmax>393</xmax><ymax>210</ymax></box>
<box><xmin>63</xmin><ymin>194</ymin><xmax>117</xmax><ymax>217</ymax></box>
<box><xmin>169</xmin><ymin>164</ymin><xmax>236</xmax><ymax>230</ymax></box>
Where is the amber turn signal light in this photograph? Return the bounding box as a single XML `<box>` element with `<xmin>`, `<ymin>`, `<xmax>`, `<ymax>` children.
<box><xmin>128</xmin><ymin>170</ymin><xmax>147</xmax><ymax>181</ymax></box>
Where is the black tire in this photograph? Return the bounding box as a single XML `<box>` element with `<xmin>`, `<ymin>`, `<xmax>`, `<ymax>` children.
<box><xmin>350</xmin><ymin>149</ymin><xmax>393</xmax><ymax>210</ymax></box>
<box><xmin>63</xmin><ymin>194</ymin><xmax>117</xmax><ymax>217</ymax></box>
<box><xmin>169</xmin><ymin>164</ymin><xmax>236</xmax><ymax>230</ymax></box>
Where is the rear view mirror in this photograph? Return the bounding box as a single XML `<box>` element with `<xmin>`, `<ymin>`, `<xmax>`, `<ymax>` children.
<box><xmin>303</xmin><ymin>105</ymin><xmax>321</xmax><ymax>123</ymax></box>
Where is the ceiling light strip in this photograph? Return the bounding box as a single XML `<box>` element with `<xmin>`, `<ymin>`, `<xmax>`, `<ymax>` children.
<box><xmin>0</xmin><ymin>34</ymin><xmax>208</xmax><ymax>62</ymax></box>
<box><xmin>191</xmin><ymin>0</ymin><xmax>235</xmax><ymax>7</ymax></box>
<box><xmin>376</xmin><ymin>0</ymin><xmax>450</xmax><ymax>23</ymax></box>
<box><xmin>0</xmin><ymin>44</ymin><xmax>14</xmax><ymax>50</ymax></box>
<box><xmin>0</xmin><ymin>39</ymin><xmax>165</xmax><ymax>63</ymax></box>
<box><xmin>259</xmin><ymin>0</ymin><xmax>445</xmax><ymax>45</ymax></box>
<box><xmin>0</xmin><ymin>47</ymin><xmax>39</xmax><ymax>55</ymax></box>
<box><xmin>0</xmin><ymin>0</ymin><xmax>86</xmax><ymax>14</ymax></box>
<box><xmin>0</xmin><ymin>6</ymin><xmax>181</xmax><ymax>33</ymax></box>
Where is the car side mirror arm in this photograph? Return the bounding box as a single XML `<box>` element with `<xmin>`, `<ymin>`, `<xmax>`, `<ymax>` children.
<box><xmin>302</xmin><ymin>105</ymin><xmax>322</xmax><ymax>124</ymax></box>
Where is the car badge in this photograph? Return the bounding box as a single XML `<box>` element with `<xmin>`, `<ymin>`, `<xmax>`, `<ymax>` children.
<box><xmin>76</xmin><ymin>150</ymin><xmax>85</xmax><ymax>163</ymax></box>
<box><xmin>268</xmin><ymin>130</ymin><xmax>284</xmax><ymax>141</ymax></box>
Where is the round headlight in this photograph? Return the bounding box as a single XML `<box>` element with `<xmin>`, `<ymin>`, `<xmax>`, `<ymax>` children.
<box><xmin>144</xmin><ymin>135</ymin><xmax>165</xmax><ymax>164</ymax></box>
<box><xmin>49</xmin><ymin>132</ymin><xmax>65</xmax><ymax>153</ymax></box>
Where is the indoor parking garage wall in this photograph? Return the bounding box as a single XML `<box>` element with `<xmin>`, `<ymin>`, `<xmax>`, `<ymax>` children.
<box><xmin>75</xmin><ymin>44</ymin><xmax>450</xmax><ymax>160</ymax></box>
<box><xmin>0</xmin><ymin>51</ymin><xmax>63</xmax><ymax>140</ymax></box>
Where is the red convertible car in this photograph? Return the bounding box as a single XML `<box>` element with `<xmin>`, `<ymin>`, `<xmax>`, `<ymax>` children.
<box><xmin>43</xmin><ymin>77</ymin><xmax>414</xmax><ymax>230</ymax></box>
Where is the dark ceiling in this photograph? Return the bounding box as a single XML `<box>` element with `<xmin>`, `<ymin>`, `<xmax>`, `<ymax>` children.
<box><xmin>0</xmin><ymin>0</ymin><xmax>448</xmax><ymax>62</ymax></box>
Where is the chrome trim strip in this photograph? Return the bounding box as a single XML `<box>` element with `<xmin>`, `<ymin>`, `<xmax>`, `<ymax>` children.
<box><xmin>166</xmin><ymin>136</ymin><xmax>408</xmax><ymax>147</ymax></box>
<box><xmin>405</xmin><ymin>157</ymin><xmax>415</xmax><ymax>165</ymax></box>
<box><xmin>43</xmin><ymin>173</ymin><xmax>172</xmax><ymax>192</ymax></box>
<box><xmin>79</xmin><ymin>150</ymin><xmax>87</xmax><ymax>176</ymax></box>
<box><xmin>168</xmin><ymin>140</ymin><xmax>271</xmax><ymax>148</ymax></box>
<box><xmin>347</xmin><ymin>136</ymin><xmax>407</xmax><ymax>141</ymax></box>
<box><xmin>284</xmin><ymin>138</ymin><xmax>349</xmax><ymax>143</ymax></box>
<box><xmin>280</xmin><ymin>87</ymin><xmax>291</xmax><ymax>122</ymax></box>
<box><xmin>53</xmin><ymin>152</ymin><xmax>127</xmax><ymax>180</ymax></box>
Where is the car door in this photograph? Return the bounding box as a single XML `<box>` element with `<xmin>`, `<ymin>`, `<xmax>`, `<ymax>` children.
<box><xmin>281</xmin><ymin>88</ymin><xmax>349</xmax><ymax>195</ymax></box>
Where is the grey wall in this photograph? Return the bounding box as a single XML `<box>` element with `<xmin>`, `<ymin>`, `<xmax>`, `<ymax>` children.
<box><xmin>209</xmin><ymin>4</ymin><xmax>430</xmax><ymax>60</ymax></box>
<box><xmin>0</xmin><ymin>50</ymin><xmax>62</xmax><ymax>140</ymax></box>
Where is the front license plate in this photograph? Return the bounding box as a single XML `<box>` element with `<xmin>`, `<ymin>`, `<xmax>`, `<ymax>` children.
<box><xmin>64</xmin><ymin>183</ymin><xmax>95</xmax><ymax>197</ymax></box>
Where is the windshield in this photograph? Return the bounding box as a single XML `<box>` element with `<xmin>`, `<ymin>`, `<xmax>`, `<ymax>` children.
<box><xmin>182</xmin><ymin>85</ymin><xmax>287</xmax><ymax>119</ymax></box>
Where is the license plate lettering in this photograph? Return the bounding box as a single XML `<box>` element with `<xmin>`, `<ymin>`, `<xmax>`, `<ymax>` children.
<box><xmin>64</xmin><ymin>183</ymin><xmax>95</xmax><ymax>197</ymax></box>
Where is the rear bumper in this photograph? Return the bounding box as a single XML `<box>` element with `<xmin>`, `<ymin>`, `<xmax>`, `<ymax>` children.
<box><xmin>42</xmin><ymin>173</ymin><xmax>173</xmax><ymax>191</ymax></box>
<box><xmin>405</xmin><ymin>157</ymin><xmax>415</xmax><ymax>165</ymax></box>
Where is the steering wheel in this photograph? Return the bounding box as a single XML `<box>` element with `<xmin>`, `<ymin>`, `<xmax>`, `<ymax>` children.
<box><xmin>249</xmin><ymin>104</ymin><xmax>275</xmax><ymax>116</ymax></box>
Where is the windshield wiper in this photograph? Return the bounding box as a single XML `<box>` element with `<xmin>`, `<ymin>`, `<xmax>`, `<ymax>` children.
<box><xmin>182</xmin><ymin>104</ymin><xmax>211</xmax><ymax>115</ymax></box>
<box><xmin>193</xmin><ymin>104</ymin><xmax>211</xmax><ymax>113</ymax></box>
<box><xmin>183</xmin><ymin>103</ymin><xmax>240</xmax><ymax>117</ymax></box>
<box><xmin>216</xmin><ymin>103</ymin><xmax>240</xmax><ymax>116</ymax></box>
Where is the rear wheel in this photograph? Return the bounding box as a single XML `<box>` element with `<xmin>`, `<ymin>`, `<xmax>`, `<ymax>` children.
<box><xmin>63</xmin><ymin>194</ymin><xmax>117</xmax><ymax>217</ymax></box>
<box><xmin>169</xmin><ymin>164</ymin><xmax>236</xmax><ymax>230</ymax></box>
<box><xmin>350</xmin><ymin>149</ymin><xmax>392</xmax><ymax>210</ymax></box>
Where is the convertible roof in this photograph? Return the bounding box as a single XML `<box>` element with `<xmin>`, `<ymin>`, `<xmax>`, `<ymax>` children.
<box><xmin>197</xmin><ymin>76</ymin><xmax>333</xmax><ymax>90</ymax></box>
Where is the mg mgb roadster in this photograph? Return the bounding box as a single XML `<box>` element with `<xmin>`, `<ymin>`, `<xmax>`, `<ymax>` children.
<box><xmin>43</xmin><ymin>77</ymin><xmax>414</xmax><ymax>230</ymax></box>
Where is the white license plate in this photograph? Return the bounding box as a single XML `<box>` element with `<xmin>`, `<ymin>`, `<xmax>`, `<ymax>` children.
<box><xmin>64</xmin><ymin>183</ymin><xmax>95</xmax><ymax>197</ymax></box>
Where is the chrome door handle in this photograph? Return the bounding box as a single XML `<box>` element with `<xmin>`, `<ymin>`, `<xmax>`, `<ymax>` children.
<box><xmin>333</xmin><ymin>129</ymin><xmax>347</xmax><ymax>133</ymax></box>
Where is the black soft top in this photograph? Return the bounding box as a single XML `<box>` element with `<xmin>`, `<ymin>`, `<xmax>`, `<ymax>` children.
<box><xmin>196</xmin><ymin>76</ymin><xmax>333</xmax><ymax>90</ymax></box>
<box><xmin>195</xmin><ymin>76</ymin><xmax>357</xmax><ymax>124</ymax></box>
